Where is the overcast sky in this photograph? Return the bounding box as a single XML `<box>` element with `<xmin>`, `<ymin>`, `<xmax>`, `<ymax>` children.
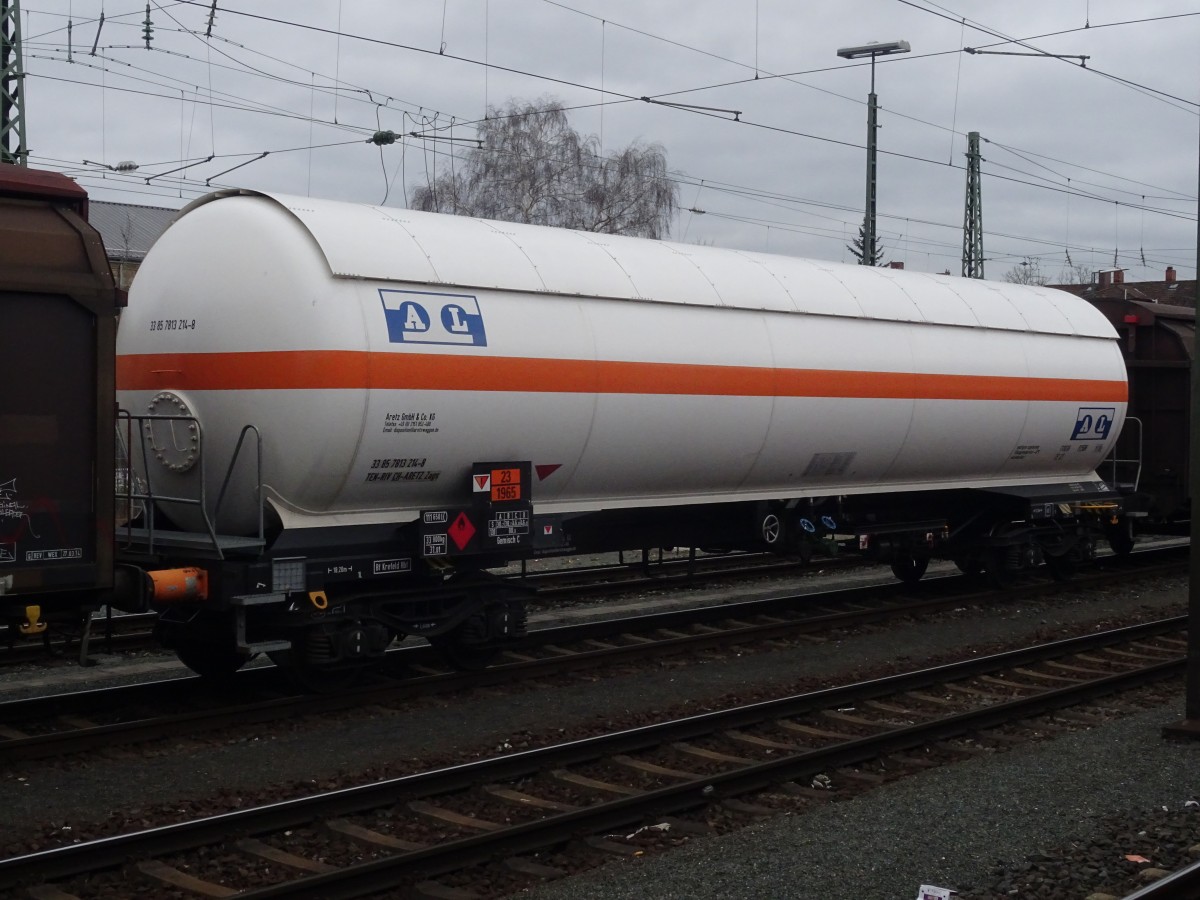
<box><xmin>16</xmin><ymin>0</ymin><xmax>1200</xmax><ymax>279</ymax></box>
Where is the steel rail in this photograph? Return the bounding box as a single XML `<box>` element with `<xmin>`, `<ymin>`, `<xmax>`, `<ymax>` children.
<box><xmin>0</xmin><ymin>542</ymin><xmax>1178</xmax><ymax>668</ymax></box>
<box><xmin>523</xmin><ymin>551</ymin><xmax>860</xmax><ymax>599</ymax></box>
<box><xmin>239</xmin><ymin>658</ymin><xmax>1183</xmax><ymax>899</ymax></box>
<box><xmin>0</xmin><ymin>551</ymin><xmax>827</xmax><ymax>666</ymax></box>
<box><xmin>0</xmin><ymin>615</ymin><xmax>1184</xmax><ymax>892</ymax></box>
<box><xmin>0</xmin><ymin>571</ymin><xmax>935</xmax><ymax>712</ymax></box>
<box><xmin>1123</xmin><ymin>857</ymin><xmax>1200</xmax><ymax>898</ymax></box>
<box><xmin>0</xmin><ymin>577</ymin><xmax>947</xmax><ymax>763</ymax></box>
<box><xmin>0</xmin><ymin>549</ymin><xmax>1186</xmax><ymax>764</ymax></box>
<box><xmin>0</xmin><ymin>612</ymin><xmax>158</xmax><ymax>667</ymax></box>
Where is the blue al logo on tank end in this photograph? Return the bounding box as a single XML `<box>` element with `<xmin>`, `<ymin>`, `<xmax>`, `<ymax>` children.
<box><xmin>379</xmin><ymin>289</ymin><xmax>487</xmax><ymax>346</ymax></box>
<box><xmin>1071</xmin><ymin>407</ymin><xmax>1115</xmax><ymax>441</ymax></box>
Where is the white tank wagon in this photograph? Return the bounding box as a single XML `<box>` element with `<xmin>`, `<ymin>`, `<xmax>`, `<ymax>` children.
<box><xmin>113</xmin><ymin>190</ymin><xmax>1130</xmax><ymax>682</ymax></box>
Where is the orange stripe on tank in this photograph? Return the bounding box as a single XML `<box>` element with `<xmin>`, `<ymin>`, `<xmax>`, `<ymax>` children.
<box><xmin>116</xmin><ymin>351</ymin><xmax>1129</xmax><ymax>403</ymax></box>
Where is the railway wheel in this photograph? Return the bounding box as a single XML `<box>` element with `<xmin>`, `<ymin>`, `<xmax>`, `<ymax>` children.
<box><xmin>268</xmin><ymin>626</ymin><xmax>370</xmax><ymax>692</ymax></box>
<box><xmin>269</xmin><ymin>649</ymin><xmax>365</xmax><ymax>693</ymax></box>
<box><xmin>953</xmin><ymin>556</ymin><xmax>982</xmax><ymax>577</ymax></box>
<box><xmin>890</xmin><ymin>553</ymin><xmax>930</xmax><ymax>586</ymax></box>
<box><xmin>174</xmin><ymin>640</ymin><xmax>248</xmax><ymax>682</ymax></box>
<box><xmin>1105</xmin><ymin>521</ymin><xmax>1135</xmax><ymax>557</ymax></box>
<box><xmin>983</xmin><ymin>523</ymin><xmax>1037</xmax><ymax>589</ymax></box>
<box><xmin>782</xmin><ymin>517</ymin><xmax>818</xmax><ymax>565</ymax></box>
<box><xmin>1043</xmin><ymin>550</ymin><xmax>1075</xmax><ymax>581</ymax></box>
<box><xmin>430</xmin><ymin>617</ymin><xmax>501</xmax><ymax>671</ymax></box>
<box><xmin>983</xmin><ymin>548</ymin><xmax>1019</xmax><ymax>589</ymax></box>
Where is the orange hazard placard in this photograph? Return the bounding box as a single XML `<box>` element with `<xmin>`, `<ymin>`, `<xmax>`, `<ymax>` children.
<box><xmin>490</xmin><ymin>468</ymin><xmax>521</xmax><ymax>501</ymax></box>
<box><xmin>491</xmin><ymin>483</ymin><xmax>521</xmax><ymax>502</ymax></box>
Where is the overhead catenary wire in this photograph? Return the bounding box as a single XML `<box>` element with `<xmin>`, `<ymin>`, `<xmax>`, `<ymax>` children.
<box><xmin>25</xmin><ymin>1</ymin><xmax>432</xmax><ymax>136</ymax></box>
<box><xmin>895</xmin><ymin>0</ymin><xmax>1200</xmax><ymax>111</ymax></box>
<box><xmin>143</xmin><ymin>0</ymin><xmax>401</xmax><ymax>116</ymax></box>
<box><xmin>31</xmin><ymin>94</ymin><xmax>1198</xmax><ymax>273</ymax></box>
<box><xmin>947</xmin><ymin>16</ymin><xmax>965</xmax><ymax>163</ymax></box>
<box><xmin>981</xmin><ymin>156</ymin><xmax>1191</xmax><ymax>217</ymax></box>
<box><xmin>984</xmin><ymin>138</ymin><xmax>1194</xmax><ymax>202</ymax></box>
<box><xmin>164</xmin><ymin>1</ymin><xmax>1191</xmax><ymax>219</ymax></box>
<box><xmin>380</xmin><ymin>133</ymin><xmax>1194</xmax><ymax>273</ymax></box>
<box><xmin>394</xmin><ymin>117</ymin><xmax>1193</xmax><ymax>263</ymax></box>
<box><xmin>29</xmin><ymin>1</ymin><xmax>1196</xmax><ymax>225</ymax></box>
<box><xmin>31</xmin><ymin>1</ymin><xmax>1200</xmax><ymax>203</ymax></box>
<box><xmin>332</xmin><ymin>0</ymin><xmax>342</xmax><ymax>123</ymax></box>
<box><xmin>42</xmin><ymin>131</ymin><xmax>1198</xmax><ymax>275</ymax></box>
<box><xmin>20</xmin><ymin>0</ymin><xmax>1200</xmax><ymax>277</ymax></box>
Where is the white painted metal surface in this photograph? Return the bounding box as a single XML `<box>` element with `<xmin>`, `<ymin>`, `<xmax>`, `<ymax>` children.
<box><xmin>116</xmin><ymin>191</ymin><xmax>1127</xmax><ymax>535</ymax></box>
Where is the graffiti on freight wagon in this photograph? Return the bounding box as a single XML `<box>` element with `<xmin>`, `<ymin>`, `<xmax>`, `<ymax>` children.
<box><xmin>0</xmin><ymin>479</ymin><xmax>36</xmax><ymax>564</ymax></box>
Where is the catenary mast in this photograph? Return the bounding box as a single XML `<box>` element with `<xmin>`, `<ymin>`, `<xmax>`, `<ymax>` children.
<box><xmin>962</xmin><ymin>131</ymin><xmax>983</xmax><ymax>278</ymax></box>
<box><xmin>1</xmin><ymin>0</ymin><xmax>28</xmax><ymax>166</ymax></box>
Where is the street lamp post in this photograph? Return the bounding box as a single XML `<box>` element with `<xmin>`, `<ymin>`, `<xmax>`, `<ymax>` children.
<box><xmin>837</xmin><ymin>40</ymin><xmax>910</xmax><ymax>265</ymax></box>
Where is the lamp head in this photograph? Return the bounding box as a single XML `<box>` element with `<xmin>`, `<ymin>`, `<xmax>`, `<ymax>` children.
<box><xmin>837</xmin><ymin>40</ymin><xmax>910</xmax><ymax>60</ymax></box>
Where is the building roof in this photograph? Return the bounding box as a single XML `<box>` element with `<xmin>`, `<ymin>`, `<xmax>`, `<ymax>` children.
<box><xmin>1049</xmin><ymin>276</ymin><xmax>1197</xmax><ymax>309</ymax></box>
<box><xmin>89</xmin><ymin>200</ymin><xmax>180</xmax><ymax>261</ymax></box>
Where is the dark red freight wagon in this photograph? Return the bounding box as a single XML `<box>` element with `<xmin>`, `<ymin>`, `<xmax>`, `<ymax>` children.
<box><xmin>0</xmin><ymin>166</ymin><xmax>123</xmax><ymax>636</ymax></box>
<box><xmin>1088</xmin><ymin>296</ymin><xmax>1193</xmax><ymax>526</ymax></box>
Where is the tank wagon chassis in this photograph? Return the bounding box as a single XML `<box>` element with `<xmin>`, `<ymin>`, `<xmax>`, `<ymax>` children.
<box><xmin>110</xmin><ymin>410</ymin><xmax>1129</xmax><ymax>686</ymax></box>
<box><xmin>104</xmin><ymin>189</ymin><xmax>1140</xmax><ymax>685</ymax></box>
<box><xmin>0</xmin><ymin>175</ymin><xmax>1153</xmax><ymax>684</ymax></box>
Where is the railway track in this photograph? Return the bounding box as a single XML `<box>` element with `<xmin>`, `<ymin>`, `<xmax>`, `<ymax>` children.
<box><xmin>0</xmin><ymin>612</ymin><xmax>158</xmax><ymax>668</ymax></box>
<box><xmin>0</xmin><ymin>550</ymin><xmax>833</xmax><ymax>669</ymax></box>
<box><xmin>515</xmin><ymin>548</ymin><xmax>830</xmax><ymax>596</ymax></box>
<box><xmin>1125</xmin><ymin>858</ymin><xmax>1200</xmax><ymax>899</ymax></box>
<box><xmin>0</xmin><ymin>545</ymin><xmax>1185</xmax><ymax>765</ymax></box>
<box><xmin>0</xmin><ymin>616</ymin><xmax>1185</xmax><ymax>898</ymax></box>
<box><xmin>0</xmin><ymin>539</ymin><xmax>1175</xmax><ymax>669</ymax></box>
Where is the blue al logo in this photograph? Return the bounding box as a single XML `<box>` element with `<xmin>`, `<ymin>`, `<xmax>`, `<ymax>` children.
<box><xmin>1071</xmin><ymin>407</ymin><xmax>1115</xmax><ymax>441</ymax></box>
<box><xmin>379</xmin><ymin>289</ymin><xmax>487</xmax><ymax>346</ymax></box>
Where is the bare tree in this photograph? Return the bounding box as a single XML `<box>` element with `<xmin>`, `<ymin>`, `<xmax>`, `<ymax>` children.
<box><xmin>1054</xmin><ymin>262</ymin><xmax>1093</xmax><ymax>284</ymax></box>
<box><xmin>410</xmin><ymin>97</ymin><xmax>678</xmax><ymax>238</ymax></box>
<box><xmin>1003</xmin><ymin>257</ymin><xmax>1050</xmax><ymax>285</ymax></box>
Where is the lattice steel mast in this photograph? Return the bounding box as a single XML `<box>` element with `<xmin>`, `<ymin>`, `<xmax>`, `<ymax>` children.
<box><xmin>1</xmin><ymin>0</ymin><xmax>28</xmax><ymax>166</ymax></box>
<box><xmin>962</xmin><ymin>131</ymin><xmax>983</xmax><ymax>278</ymax></box>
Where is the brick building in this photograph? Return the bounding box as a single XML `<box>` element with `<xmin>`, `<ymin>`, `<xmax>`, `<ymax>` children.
<box><xmin>1048</xmin><ymin>267</ymin><xmax>1197</xmax><ymax>310</ymax></box>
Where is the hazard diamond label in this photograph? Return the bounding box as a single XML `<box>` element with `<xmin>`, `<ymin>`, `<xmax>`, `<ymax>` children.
<box><xmin>473</xmin><ymin>474</ymin><xmax>490</xmax><ymax>492</ymax></box>
<box><xmin>448</xmin><ymin>511</ymin><xmax>477</xmax><ymax>550</ymax></box>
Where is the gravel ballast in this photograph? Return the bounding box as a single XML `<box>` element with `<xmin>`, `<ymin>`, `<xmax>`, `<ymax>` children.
<box><xmin>0</xmin><ymin>565</ymin><xmax>1193</xmax><ymax>898</ymax></box>
<box><xmin>526</xmin><ymin>704</ymin><xmax>1200</xmax><ymax>900</ymax></box>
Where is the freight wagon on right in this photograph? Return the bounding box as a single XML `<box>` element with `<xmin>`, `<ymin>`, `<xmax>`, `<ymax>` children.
<box><xmin>1084</xmin><ymin>293</ymin><xmax>1195</xmax><ymax>538</ymax></box>
<box><xmin>1099</xmin><ymin>296</ymin><xmax>1190</xmax><ymax>532</ymax></box>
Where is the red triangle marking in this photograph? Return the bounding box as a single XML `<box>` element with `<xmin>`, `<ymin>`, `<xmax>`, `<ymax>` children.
<box><xmin>535</xmin><ymin>464</ymin><xmax>561</xmax><ymax>481</ymax></box>
<box><xmin>474</xmin><ymin>474</ymin><xmax>489</xmax><ymax>489</ymax></box>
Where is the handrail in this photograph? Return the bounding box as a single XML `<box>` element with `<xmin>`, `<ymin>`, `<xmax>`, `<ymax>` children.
<box><xmin>114</xmin><ymin>410</ymin><xmax>265</xmax><ymax>559</ymax></box>
<box><xmin>114</xmin><ymin>413</ymin><xmax>143</xmax><ymax>530</ymax></box>
<box><xmin>115</xmin><ymin>409</ymin><xmax>156</xmax><ymax>550</ymax></box>
<box><xmin>1104</xmin><ymin>415</ymin><xmax>1143</xmax><ymax>493</ymax></box>
<box><xmin>213</xmin><ymin>425</ymin><xmax>264</xmax><ymax>542</ymax></box>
